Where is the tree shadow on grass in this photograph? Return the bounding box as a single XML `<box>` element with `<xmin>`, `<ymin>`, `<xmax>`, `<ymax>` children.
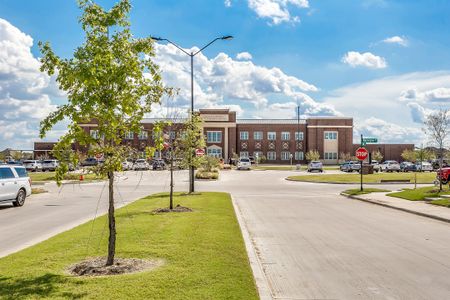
<box><xmin>0</xmin><ymin>273</ymin><xmax>86</xmax><ymax>299</ymax></box>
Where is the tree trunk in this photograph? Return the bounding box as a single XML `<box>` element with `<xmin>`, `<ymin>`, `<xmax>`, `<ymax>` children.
<box><xmin>439</xmin><ymin>147</ymin><xmax>443</xmax><ymax>192</ymax></box>
<box><xmin>170</xmin><ymin>149</ymin><xmax>174</xmax><ymax>210</ymax></box>
<box><xmin>106</xmin><ymin>171</ymin><xmax>116</xmax><ymax>266</ymax></box>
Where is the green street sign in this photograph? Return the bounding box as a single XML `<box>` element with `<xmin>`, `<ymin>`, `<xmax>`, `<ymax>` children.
<box><xmin>362</xmin><ymin>137</ymin><xmax>378</xmax><ymax>144</ymax></box>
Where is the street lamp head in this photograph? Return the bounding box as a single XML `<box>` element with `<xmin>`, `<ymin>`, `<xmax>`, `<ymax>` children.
<box><xmin>221</xmin><ymin>35</ymin><xmax>234</xmax><ymax>40</ymax></box>
<box><xmin>150</xmin><ymin>36</ymin><xmax>164</xmax><ymax>41</ymax></box>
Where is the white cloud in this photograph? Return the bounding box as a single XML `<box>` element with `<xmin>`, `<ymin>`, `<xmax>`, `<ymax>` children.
<box><xmin>152</xmin><ymin>43</ymin><xmax>334</xmax><ymax>118</ymax></box>
<box><xmin>247</xmin><ymin>0</ymin><xmax>309</xmax><ymax>25</ymax></box>
<box><xmin>383</xmin><ymin>36</ymin><xmax>408</xmax><ymax>47</ymax></box>
<box><xmin>341</xmin><ymin>51</ymin><xmax>387</xmax><ymax>69</ymax></box>
<box><xmin>0</xmin><ymin>18</ymin><xmax>61</xmax><ymax>150</ymax></box>
<box><xmin>224</xmin><ymin>0</ymin><xmax>232</xmax><ymax>7</ymax></box>
<box><xmin>354</xmin><ymin>117</ymin><xmax>424</xmax><ymax>144</ymax></box>
<box><xmin>236</xmin><ymin>52</ymin><xmax>253</xmax><ymax>60</ymax></box>
<box><xmin>400</xmin><ymin>87</ymin><xmax>450</xmax><ymax>104</ymax></box>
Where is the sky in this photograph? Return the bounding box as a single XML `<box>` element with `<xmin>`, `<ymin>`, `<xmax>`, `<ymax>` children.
<box><xmin>0</xmin><ymin>0</ymin><xmax>449</xmax><ymax>150</ymax></box>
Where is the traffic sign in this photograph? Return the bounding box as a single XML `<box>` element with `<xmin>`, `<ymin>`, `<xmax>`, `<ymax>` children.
<box><xmin>195</xmin><ymin>149</ymin><xmax>205</xmax><ymax>157</ymax></box>
<box><xmin>355</xmin><ymin>147</ymin><xmax>368</xmax><ymax>161</ymax></box>
<box><xmin>362</xmin><ymin>137</ymin><xmax>378</xmax><ymax>145</ymax></box>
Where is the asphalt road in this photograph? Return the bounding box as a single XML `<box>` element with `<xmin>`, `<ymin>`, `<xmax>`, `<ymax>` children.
<box><xmin>1</xmin><ymin>169</ymin><xmax>449</xmax><ymax>299</ymax></box>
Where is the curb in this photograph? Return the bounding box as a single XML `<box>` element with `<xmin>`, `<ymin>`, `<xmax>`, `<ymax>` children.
<box><xmin>285</xmin><ymin>178</ymin><xmax>433</xmax><ymax>185</ymax></box>
<box><xmin>341</xmin><ymin>193</ymin><xmax>450</xmax><ymax>224</ymax></box>
<box><xmin>230</xmin><ymin>196</ymin><xmax>273</xmax><ymax>300</ymax></box>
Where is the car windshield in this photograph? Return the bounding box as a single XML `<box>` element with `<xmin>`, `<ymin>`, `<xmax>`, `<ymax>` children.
<box><xmin>43</xmin><ymin>160</ymin><xmax>54</xmax><ymax>163</ymax></box>
<box><xmin>240</xmin><ymin>158</ymin><xmax>250</xmax><ymax>162</ymax></box>
<box><xmin>136</xmin><ymin>159</ymin><xmax>146</xmax><ymax>163</ymax></box>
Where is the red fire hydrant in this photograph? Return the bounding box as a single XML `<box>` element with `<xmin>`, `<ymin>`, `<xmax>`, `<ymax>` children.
<box><xmin>79</xmin><ymin>174</ymin><xmax>84</xmax><ymax>181</ymax></box>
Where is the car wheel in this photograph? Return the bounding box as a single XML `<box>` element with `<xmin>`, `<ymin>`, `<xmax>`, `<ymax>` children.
<box><xmin>13</xmin><ymin>189</ymin><xmax>26</xmax><ymax>207</ymax></box>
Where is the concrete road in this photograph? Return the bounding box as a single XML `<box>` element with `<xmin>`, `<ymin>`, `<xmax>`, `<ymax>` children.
<box><xmin>200</xmin><ymin>170</ymin><xmax>450</xmax><ymax>300</ymax></box>
<box><xmin>1</xmin><ymin>169</ymin><xmax>450</xmax><ymax>299</ymax></box>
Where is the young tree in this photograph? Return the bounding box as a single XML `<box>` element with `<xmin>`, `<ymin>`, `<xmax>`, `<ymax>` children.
<box><xmin>174</xmin><ymin>113</ymin><xmax>206</xmax><ymax>193</ymax></box>
<box><xmin>371</xmin><ymin>150</ymin><xmax>383</xmax><ymax>162</ymax></box>
<box><xmin>200</xmin><ymin>155</ymin><xmax>220</xmax><ymax>172</ymax></box>
<box><xmin>424</xmin><ymin>108</ymin><xmax>449</xmax><ymax>191</ymax></box>
<box><xmin>305</xmin><ymin>150</ymin><xmax>320</xmax><ymax>161</ymax></box>
<box><xmin>401</xmin><ymin>149</ymin><xmax>417</xmax><ymax>162</ymax></box>
<box><xmin>339</xmin><ymin>152</ymin><xmax>351</xmax><ymax>162</ymax></box>
<box><xmin>39</xmin><ymin>0</ymin><xmax>168</xmax><ymax>266</ymax></box>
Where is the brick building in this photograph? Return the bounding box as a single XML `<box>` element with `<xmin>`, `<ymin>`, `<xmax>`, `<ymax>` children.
<box><xmin>33</xmin><ymin>108</ymin><xmax>413</xmax><ymax>164</ymax></box>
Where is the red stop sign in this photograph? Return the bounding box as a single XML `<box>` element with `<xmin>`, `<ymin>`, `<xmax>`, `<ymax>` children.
<box><xmin>195</xmin><ymin>149</ymin><xmax>205</xmax><ymax>157</ymax></box>
<box><xmin>355</xmin><ymin>147</ymin><xmax>368</xmax><ymax>161</ymax></box>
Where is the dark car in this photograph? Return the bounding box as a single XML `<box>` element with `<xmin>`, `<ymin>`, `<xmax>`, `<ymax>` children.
<box><xmin>81</xmin><ymin>158</ymin><xmax>98</xmax><ymax>167</ymax></box>
<box><xmin>152</xmin><ymin>159</ymin><xmax>166</xmax><ymax>170</ymax></box>
<box><xmin>400</xmin><ymin>161</ymin><xmax>414</xmax><ymax>172</ymax></box>
<box><xmin>402</xmin><ymin>163</ymin><xmax>417</xmax><ymax>172</ymax></box>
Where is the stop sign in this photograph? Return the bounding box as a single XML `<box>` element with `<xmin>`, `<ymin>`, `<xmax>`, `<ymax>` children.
<box><xmin>195</xmin><ymin>149</ymin><xmax>205</xmax><ymax>157</ymax></box>
<box><xmin>95</xmin><ymin>153</ymin><xmax>103</xmax><ymax>160</ymax></box>
<box><xmin>355</xmin><ymin>147</ymin><xmax>368</xmax><ymax>161</ymax></box>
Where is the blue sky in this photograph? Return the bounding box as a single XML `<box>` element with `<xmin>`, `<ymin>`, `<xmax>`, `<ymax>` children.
<box><xmin>0</xmin><ymin>0</ymin><xmax>449</xmax><ymax>149</ymax></box>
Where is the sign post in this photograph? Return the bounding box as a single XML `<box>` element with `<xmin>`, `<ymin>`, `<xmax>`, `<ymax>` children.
<box><xmin>356</xmin><ymin>135</ymin><xmax>369</xmax><ymax>191</ymax></box>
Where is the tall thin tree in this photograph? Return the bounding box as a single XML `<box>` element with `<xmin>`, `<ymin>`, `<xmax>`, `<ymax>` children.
<box><xmin>39</xmin><ymin>0</ymin><xmax>170</xmax><ymax>265</ymax></box>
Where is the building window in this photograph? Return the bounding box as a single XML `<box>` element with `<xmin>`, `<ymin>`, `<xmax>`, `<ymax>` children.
<box><xmin>240</xmin><ymin>151</ymin><xmax>249</xmax><ymax>158</ymax></box>
<box><xmin>207</xmin><ymin>147</ymin><xmax>222</xmax><ymax>158</ymax></box>
<box><xmin>138</xmin><ymin>131</ymin><xmax>148</xmax><ymax>140</ymax></box>
<box><xmin>295</xmin><ymin>132</ymin><xmax>304</xmax><ymax>141</ymax></box>
<box><xmin>254</xmin><ymin>131</ymin><xmax>263</xmax><ymax>140</ymax></box>
<box><xmin>267</xmin><ymin>151</ymin><xmax>276</xmax><ymax>161</ymax></box>
<box><xmin>240</xmin><ymin>131</ymin><xmax>249</xmax><ymax>140</ymax></box>
<box><xmin>207</xmin><ymin>131</ymin><xmax>222</xmax><ymax>143</ymax></box>
<box><xmin>295</xmin><ymin>151</ymin><xmax>304</xmax><ymax>160</ymax></box>
<box><xmin>281</xmin><ymin>132</ymin><xmax>290</xmax><ymax>141</ymax></box>
<box><xmin>324</xmin><ymin>132</ymin><xmax>338</xmax><ymax>140</ymax></box>
<box><xmin>124</xmin><ymin>131</ymin><xmax>134</xmax><ymax>140</ymax></box>
<box><xmin>281</xmin><ymin>151</ymin><xmax>291</xmax><ymax>160</ymax></box>
<box><xmin>324</xmin><ymin>152</ymin><xmax>338</xmax><ymax>160</ymax></box>
<box><xmin>267</xmin><ymin>132</ymin><xmax>276</xmax><ymax>141</ymax></box>
<box><xmin>90</xmin><ymin>130</ymin><xmax>99</xmax><ymax>139</ymax></box>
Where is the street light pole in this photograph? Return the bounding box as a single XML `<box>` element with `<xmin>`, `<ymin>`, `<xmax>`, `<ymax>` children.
<box><xmin>150</xmin><ymin>35</ymin><xmax>233</xmax><ymax>193</ymax></box>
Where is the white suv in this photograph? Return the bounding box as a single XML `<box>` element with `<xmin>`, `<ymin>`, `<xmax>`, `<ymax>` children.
<box><xmin>237</xmin><ymin>158</ymin><xmax>251</xmax><ymax>170</ymax></box>
<box><xmin>380</xmin><ymin>160</ymin><xmax>401</xmax><ymax>172</ymax></box>
<box><xmin>0</xmin><ymin>165</ymin><xmax>32</xmax><ymax>207</ymax></box>
<box><xmin>42</xmin><ymin>159</ymin><xmax>59</xmax><ymax>172</ymax></box>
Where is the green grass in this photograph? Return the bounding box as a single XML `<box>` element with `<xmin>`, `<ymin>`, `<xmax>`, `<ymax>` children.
<box><xmin>430</xmin><ymin>199</ymin><xmax>450</xmax><ymax>207</ymax></box>
<box><xmin>387</xmin><ymin>186</ymin><xmax>450</xmax><ymax>201</ymax></box>
<box><xmin>30</xmin><ymin>171</ymin><xmax>105</xmax><ymax>182</ymax></box>
<box><xmin>0</xmin><ymin>192</ymin><xmax>258</xmax><ymax>300</ymax></box>
<box><xmin>343</xmin><ymin>188</ymin><xmax>391</xmax><ymax>196</ymax></box>
<box><xmin>287</xmin><ymin>172</ymin><xmax>436</xmax><ymax>184</ymax></box>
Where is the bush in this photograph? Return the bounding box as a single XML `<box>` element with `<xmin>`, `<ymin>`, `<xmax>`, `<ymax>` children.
<box><xmin>195</xmin><ymin>170</ymin><xmax>219</xmax><ymax>180</ymax></box>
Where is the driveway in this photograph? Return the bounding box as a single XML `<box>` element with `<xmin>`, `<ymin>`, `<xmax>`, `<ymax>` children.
<box><xmin>200</xmin><ymin>170</ymin><xmax>450</xmax><ymax>300</ymax></box>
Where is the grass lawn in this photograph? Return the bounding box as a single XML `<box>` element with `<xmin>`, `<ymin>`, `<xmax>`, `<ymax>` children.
<box><xmin>0</xmin><ymin>192</ymin><xmax>258</xmax><ymax>300</ymax></box>
<box><xmin>30</xmin><ymin>171</ymin><xmax>105</xmax><ymax>182</ymax></box>
<box><xmin>342</xmin><ymin>188</ymin><xmax>391</xmax><ymax>196</ymax></box>
<box><xmin>387</xmin><ymin>186</ymin><xmax>450</xmax><ymax>201</ymax></box>
<box><xmin>287</xmin><ymin>172</ymin><xmax>437</xmax><ymax>184</ymax></box>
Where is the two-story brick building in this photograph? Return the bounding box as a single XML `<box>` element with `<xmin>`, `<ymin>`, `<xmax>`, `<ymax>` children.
<box><xmin>34</xmin><ymin>108</ymin><xmax>413</xmax><ymax>164</ymax></box>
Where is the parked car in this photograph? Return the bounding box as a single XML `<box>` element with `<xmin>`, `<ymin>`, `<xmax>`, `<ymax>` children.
<box><xmin>340</xmin><ymin>161</ymin><xmax>360</xmax><ymax>172</ymax></box>
<box><xmin>81</xmin><ymin>158</ymin><xmax>98</xmax><ymax>167</ymax></box>
<box><xmin>122</xmin><ymin>160</ymin><xmax>133</xmax><ymax>171</ymax></box>
<box><xmin>400</xmin><ymin>161</ymin><xmax>414</xmax><ymax>172</ymax></box>
<box><xmin>6</xmin><ymin>160</ymin><xmax>22</xmax><ymax>166</ymax></box>
<box><xmin>248</xmin><ymin>156</ymin><xmax>255</xmax><ymax>164</ymax></box>
<box><xmin>415</xmin><ymin>162</ymin><xmax>433</xmax><ymax>172</ymax></box>
<box><xmin>432</xmin><ymin>159</ymin><xmax>449</xmax><ymax>170</ymax></box>
<box><xmin>41</xmin><ymin>159</ymin><xmax>59</xmax><ymax>172</ymax></box>
<box><xmin>370</xmin><ymin>160</ymin><xmax>381</xmax><ymax>172</ymax></box>
<box><xmin>307</xmin><ymin>161</ymin><xmax>323</xmax><ymax>173</ymax></box>
<box><xmin>237</xmin><ymin>158</ymin><xmax>251</xmax><ymax>170</ymax></box>
<box><xmin>152</xmin><ymin>159</ymin><xmax>166</xmax><ymax>170</ymax></box>
<box><xmin>0</xmin><ymin>165</ymin><xmax>31</xmax><ymax>207</ymax></box>
<box><xmin>437</xmin><ymin>167</ymin><xmax>450</xmax><ymax>184</ymax></box>
<box><xmin>380</xmin><ymin>160</ymin><xmax>400</xmax><ymax>172</ymax></box>
<box><xmin>403</xmin><ymin>163</ymin><xmax>417</xmax><ymax>172</ymax></box>
<box><xmin>134</xmin><ymin>159</ymin><xmax>150</xmax><ymax>171</ymax></box>
<box><xmin>22</xmin><ymin>160</ymin><xmax>42</xmax><ymax>172</ymax></box>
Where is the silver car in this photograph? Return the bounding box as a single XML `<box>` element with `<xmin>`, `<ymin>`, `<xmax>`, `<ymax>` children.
<box><xmin>23</xmin><ymin>160</ymin><xmax>42</xmax><ymax>172</ymax></box>
<box><xmin>0</xmin><ymin>165</ymin><xmax>31</xmax><ymax>207</ymax></box>
<box><xmin>380</xmin><ymin>160</ymin><xmax>400</xmax><ymax>172</ymax></box>
<box><xmin>237</xmin><ymin>158</ymin><xmax>251</xmax><ymax>170</ymax></box>
<box><xmin>42</xmin><ymin>159</ymin><xmax>59</xmax><ymax>172</ymax></box>
<box><xmin>307</xmin><ymin>161</ymin><xmax>323</xmax><ymax>173</ymax></box>
<box><xmin>133</xmin><ymin>159</ymin><xmax>150</xmax><ymax>171</ymax></box>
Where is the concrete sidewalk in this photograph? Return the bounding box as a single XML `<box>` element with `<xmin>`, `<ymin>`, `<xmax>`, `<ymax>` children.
<box><xmin>344</xmin><ymin>191</ymin><xmax>450</xmax><ymax>223</ymax></box>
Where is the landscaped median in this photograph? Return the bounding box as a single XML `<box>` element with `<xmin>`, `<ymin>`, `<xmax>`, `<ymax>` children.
<box><xmin>342</xmin><ymin>188</ymin><xmax>391</xmax><ymax>196</ymax></box>
<box><xmin>287</xmin><ymin>172</ymin><xmax>437</xmax><ymax>184</ymax></box>
<box><xmin>0</xmin><ymin>192</ymin><xmax>258</xmax><ymax>299</ymax></box>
